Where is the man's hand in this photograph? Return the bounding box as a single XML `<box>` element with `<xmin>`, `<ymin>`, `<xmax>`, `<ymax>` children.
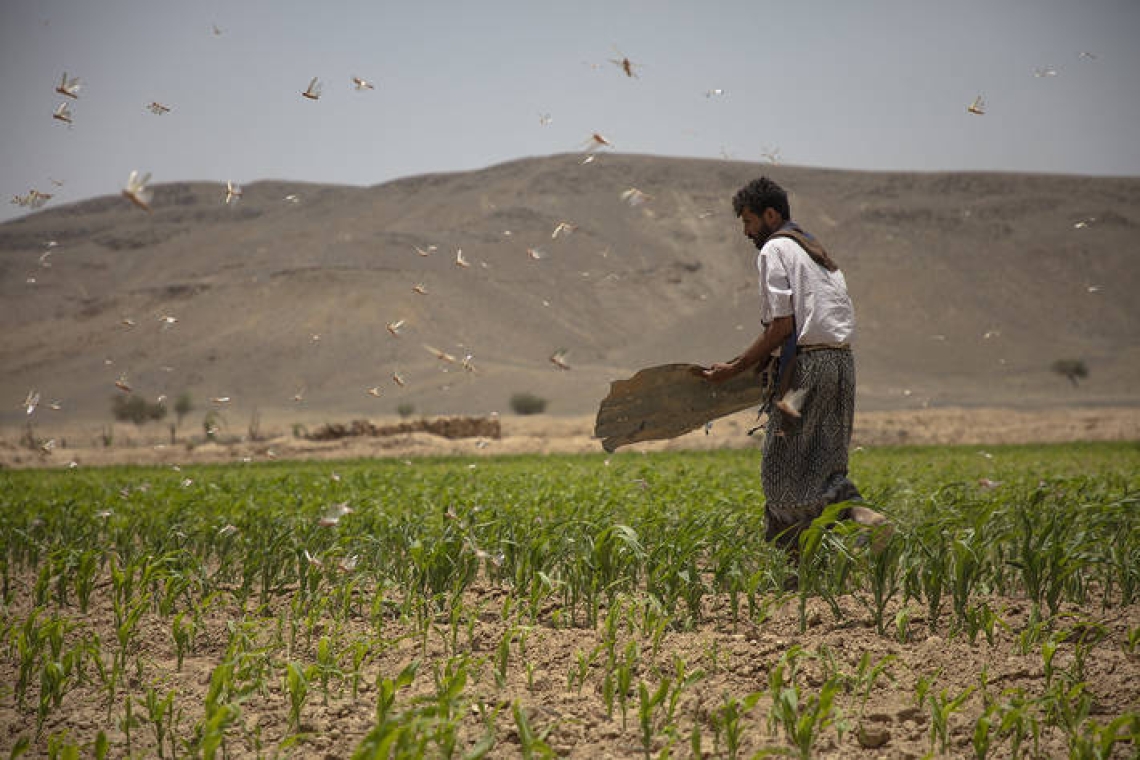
<box><xmin>700</xmin><ymin>361</ymin><xmax>740</xmax><ymax>383</ymax></box>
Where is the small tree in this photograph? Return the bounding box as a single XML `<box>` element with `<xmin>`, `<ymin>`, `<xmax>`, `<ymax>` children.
<box><xmin>111</xmin><ymin>394</ymin><xmax>168</xmax><ymax>424</ymax></box>
<box><xmin>397</xmin><ymin>403</ymin><xmax>416</xmax><ymax>419</ymax></box>
<box><xmin>170</xmin><ymin>392</ymin><xmax>194</xmax><ymax>443</ymax></box>
<box><xmin>1051</xmin><ymin>359</ymin><xmax>1088</xmax><ymax>387</ymax></box>
<box><xmin>510</xmin><ymin>392</ymin><xmax>548</xmax><ymax>415</ymax></box>
<box><xmin>174</xmin><ymin>392</ymin><xmax>194</xmax><ymax>426</ymax></box>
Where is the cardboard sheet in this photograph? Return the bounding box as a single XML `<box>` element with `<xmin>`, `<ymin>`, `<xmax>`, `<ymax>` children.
<box><xmin>593</xmin><ymin>363</ymin><xmax>771</xmax><ymax>452</ymax></box>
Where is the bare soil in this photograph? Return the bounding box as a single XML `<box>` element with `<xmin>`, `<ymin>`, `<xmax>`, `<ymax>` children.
<box><xmin>2</xmin><ymin>565</ymin><xmax>1136</xmax><ymax>758</ymax></box>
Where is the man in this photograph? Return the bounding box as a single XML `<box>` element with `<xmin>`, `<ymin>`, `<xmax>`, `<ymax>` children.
<box><xmin>702</xmin><ymin>177</ymin><xmax>886</xmax><ymax>557</ymax></box>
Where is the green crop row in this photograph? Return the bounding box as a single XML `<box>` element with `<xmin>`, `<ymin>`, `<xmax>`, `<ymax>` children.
<box><xmin>1</xmin><ymin>442</ymin><xmax>1137</xmax><ymax>758</ymax></box>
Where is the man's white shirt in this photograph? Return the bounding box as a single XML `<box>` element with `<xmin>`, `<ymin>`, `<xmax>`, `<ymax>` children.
<box><xmin>756</xmin><ymin>236</ymin><xmax>855</xmax><ymax>345</ymax></box>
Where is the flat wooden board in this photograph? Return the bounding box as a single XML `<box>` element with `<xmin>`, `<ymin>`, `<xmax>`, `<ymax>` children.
<box><xmin>594</xmin><ymin>363</ymin><xmax>770</xmax><ymax>452</ymax></box>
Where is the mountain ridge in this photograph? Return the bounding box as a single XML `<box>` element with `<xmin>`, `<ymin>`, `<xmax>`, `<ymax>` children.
<box><xmin>2</xmin><ymin>153</ymin><xmax>1137</xmax><ymax>431</ymax></box>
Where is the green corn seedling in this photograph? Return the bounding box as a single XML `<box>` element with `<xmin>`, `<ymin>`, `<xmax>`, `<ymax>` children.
<box><xmin>171</xmin><ymin>612</ymin><xmax>196</xmax><ymax>672</ymax></box>
<box><xmin>284</xmin><ymin>661</ymin><xmax>310</xmax><ymax>733</ymax></box>
<box><xmin>314</xmin><ymin>635</ymin><xmax>343</xmax><ymax>705</ymax></box>
<box><xmin>927</xmin><ymin>685</ymin><xmax>975</xmax><ymax>754</ymax></box>
<box><xmin>616</xmin><ymin>639</ymin><xmax>640</xmax><ymax>729</ymax></box>
<box><xmin>143</xmin><ymin>687</ymin><xmax>176</xmax><ymax>759</ymax></box>
<box><xmin>667</xmin><ymin>654</ymin><xmax>705</xmax><ymax>727</ymax></box>
<box><xmin>511</xmin><ymin>701</ymin><xmax>555</xmax><ymax>760</ymax></box>
<box><xmin>712</xmin><ymin>691</ymin><xmax>761</xmax><ymax>760</ymax></box>
<box><xmin>972</xmin><ymin>703</ymin><xmax>997</xmax><ymax>760</ymax></box>
<box><xmin>118</xmin><ymin>695</ymin><xmax>138</xmax><ymax>757</ymax></box>
<box><xmin>637</xmin><ymin>677</ymin><xmax>671</xmax><ymax>759</ymax></box>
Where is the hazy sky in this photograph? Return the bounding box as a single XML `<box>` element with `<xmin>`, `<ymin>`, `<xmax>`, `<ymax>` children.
<box><xmin>3</xmin><ymin>0</ymin><xmax>1138</xmax><ymax>224</ymax></box>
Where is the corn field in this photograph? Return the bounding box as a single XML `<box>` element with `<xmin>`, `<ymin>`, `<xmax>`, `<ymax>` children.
<box><xmin>1</xmin><ymin>443</ymin><xmax>1137</xmax><ymax>758</ymax></box>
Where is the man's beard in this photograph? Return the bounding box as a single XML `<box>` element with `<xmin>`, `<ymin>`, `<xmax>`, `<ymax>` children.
<box><xmin>749</xmin><ymin>219</ymin><xmax>777</xmax><ymax>249</ymax></box>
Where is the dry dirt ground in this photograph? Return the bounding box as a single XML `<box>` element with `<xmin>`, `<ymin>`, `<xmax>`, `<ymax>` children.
<box><xmin>1</xmin><ymin>556</ymin><xmax>1136</xmax><ymax>758</ymax></box>
<box><xmin>3</xmin><ymin>406</ymin><xmax>1140</xmax><ymax>469</ymax></box>
<box><xmin>2</xmin><ymin>408</ymin><xmax>1137</xmax><ymax>758</ymax></box>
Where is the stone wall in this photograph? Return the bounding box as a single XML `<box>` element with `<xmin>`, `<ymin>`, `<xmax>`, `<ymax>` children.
<box><xmin>307</xmin><ymin>416</ymin><xmax>501</xmax><ymax>442</ymax></box>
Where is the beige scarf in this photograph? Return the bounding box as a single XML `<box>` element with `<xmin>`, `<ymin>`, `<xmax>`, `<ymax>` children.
<box><xmin>770</xmin><ymin>222</ymin><xmax>839</xmax><ymax>272</ymax></box>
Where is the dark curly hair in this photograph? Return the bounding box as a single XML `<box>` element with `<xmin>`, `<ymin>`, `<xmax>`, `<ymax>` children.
<box><xmin>732</xmin><ymin>177</ymin><xmax>790</xmax><ymax>220</ymax></box>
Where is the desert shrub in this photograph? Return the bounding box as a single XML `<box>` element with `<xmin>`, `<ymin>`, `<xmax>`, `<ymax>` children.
<box><xmin>111</xmin><ymin>394</ymin><xmax>168</xmax><ymax>424</ymax></box>
<box><xmin>510</xmin><ymin>392</ymin><xmax>547</xmax><ymax>415</ymax></box>
<box><xmin>1051</xmin><ymin>359</ymin><xmax>1088</xmax><ymax>386</ymax></box>
<box><xmin>203</xmin><ymin>411</ymin><xmax>224</xmax><ymax>440</ymax></box>
<box><xmin>397</xmin><ymin>403</ymin><xmax>416</xmax><ymax>419</ymax></box>
<box><xmin>174</xmin><ymin>392</ymin><xmax>194</xmax><ymax>426</ymax></box>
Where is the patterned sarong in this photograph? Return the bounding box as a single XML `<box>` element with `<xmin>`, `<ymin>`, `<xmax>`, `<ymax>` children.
<box><xmin>761</xmin><ymin>347</ymin><xmax>860</xmax><ymax>549</ymax></box>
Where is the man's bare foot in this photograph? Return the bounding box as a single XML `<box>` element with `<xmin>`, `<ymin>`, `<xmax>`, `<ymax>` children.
<box><xmin>849</xmin><ymin>505</ymin><xmax>893</xmax><ymax>553</ymax></box>
<box><xmin>849</xmin><ymin>505</ymin><xmax>887</xmax><ymax>526</ymax></box>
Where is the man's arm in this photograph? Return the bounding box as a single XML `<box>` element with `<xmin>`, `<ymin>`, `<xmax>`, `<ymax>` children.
<box><xmin>701</xmin><ymin>315</ymin><xmax>794</xmax><ymax>383</ymax></box>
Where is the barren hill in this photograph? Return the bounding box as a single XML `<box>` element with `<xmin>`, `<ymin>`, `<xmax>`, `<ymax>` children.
<box><xmin>2</xmin><ymin>154</ymin><xmax>1138</xmax><ymax>435</ymax></box>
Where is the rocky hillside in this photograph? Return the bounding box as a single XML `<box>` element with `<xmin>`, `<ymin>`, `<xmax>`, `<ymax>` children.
<box><xmin>2</xmin><ymin>154</ymin><xmax>1137</xmax><ymax>432</ymax></box>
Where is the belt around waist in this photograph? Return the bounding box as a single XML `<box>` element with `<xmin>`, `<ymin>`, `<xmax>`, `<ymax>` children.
<box><xmin>797</xmin><ymin>342</ymin><xmax>851</xmax><ymax>353</ymax></box>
